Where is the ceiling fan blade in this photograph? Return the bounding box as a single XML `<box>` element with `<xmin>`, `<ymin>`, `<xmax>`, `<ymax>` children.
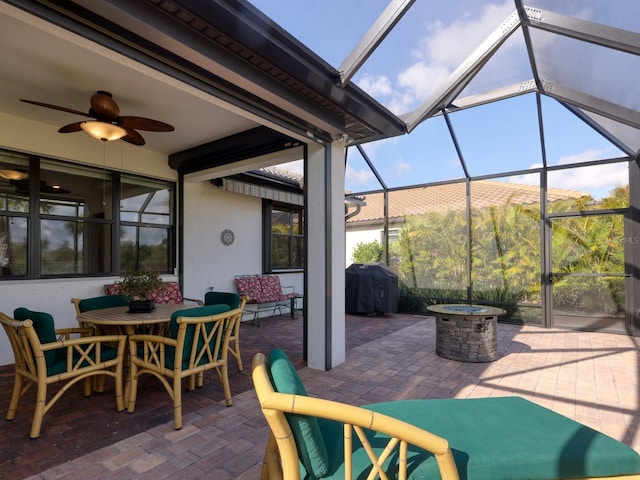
<box><xmin>20</xmin><ymin>99</ymin><xmax>90</xmax><ymax>118</ymax></box>
<box><xmin>121</xmin><ymin>128</ymin><xmax>145</xmax><ymax>146</ymax></box>
<box><xmin>58</xmin><ymin>122</ymin><xmax>84</xmax><ymax>133</ymax></box>
<box><xmin>119</xmin><ymin>116</ymin><xmax>174</xmax><ymax>132</ymax></box>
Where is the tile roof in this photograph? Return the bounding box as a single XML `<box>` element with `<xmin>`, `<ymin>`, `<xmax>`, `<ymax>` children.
<box><xmin>346</xmin><ymin>180</ymin><xmax>587</xmax><ymax>224</ymax></box>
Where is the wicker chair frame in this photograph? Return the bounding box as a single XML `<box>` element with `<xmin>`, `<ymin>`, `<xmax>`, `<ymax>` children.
<box><xmin>0</xmin><ymin>312</ymin><xmax>126</xmax><ymax>438</ymax></box>
<box><xmin>126</xmin><ymin>300</ymin><xmax>246</xmax><ymax>430</ymax></box>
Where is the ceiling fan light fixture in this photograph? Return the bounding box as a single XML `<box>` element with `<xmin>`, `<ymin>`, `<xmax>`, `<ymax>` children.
<box><xmin>0</xmin><ymin>169</ymin><xmax>28</xmax><ymax>181</ymax></box>
<box><xmin>80</xmin><ymin>121</ymin><xmax>126</xmax><ymax>141</ymax></box>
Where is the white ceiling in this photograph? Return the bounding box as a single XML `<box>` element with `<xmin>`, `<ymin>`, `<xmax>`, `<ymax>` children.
<box><xmin>0</xmin><ymin>2</ymin><xmax>260</xmax><ymax>156</ymax></box>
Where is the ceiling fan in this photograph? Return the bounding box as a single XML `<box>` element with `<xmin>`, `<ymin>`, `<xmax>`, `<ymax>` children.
<box><xmin>20</xmin><ymin>91</ymin><xmax>174</xmax><ymax>145</ymax></box>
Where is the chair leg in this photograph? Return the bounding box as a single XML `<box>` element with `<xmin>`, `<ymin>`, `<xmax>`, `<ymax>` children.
<box><xmin>94</xmin><ymin>374</ymin><xmax>106</xmax><ymax>393</ymax></box>
<box><xmin>220</xmin><ymin>364</ymin><xmax>233</xmax><ymax>407</ymax></box>
<box><xmin>6</xmin><ymin>373</ymin><xmax>23</xmax><ymax>421</ymax></box>
<box><xmin>83</xmin><ymin>377</ymin><xmax>93</xmax><ymax>397</ymax></box>
<box><xmin>126</xmin><ymin>366</ymin><xmax>139</xmax><ymax>413</ymax></box>
<box><xmin>114</xmin><ymin>364</ymin><xmax>125</xmax><ymax>413</ymax></box>
<box><xmin>173</xmin><ymin>376</ymin><xmax>183</xmax><ymax>430</ymax></box>
<box><xmin>30</xmin><ymin>381</ymin><xmax>48</xmax><ymax>438</ymax></box>
<box><xmin>229</xmin><ymin>340</ymin><xmax>243</xmax><ymax>371</ymax></box>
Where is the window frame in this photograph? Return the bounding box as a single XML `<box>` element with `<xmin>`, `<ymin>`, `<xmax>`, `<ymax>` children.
<box><xmin>263</xmin><ymin>199</ymin><xmax>304</xmax><ymax>272</ymax></box>
<box><xmin>0</xmin><ymin>150</ymin><xmax>176</xmax><ymax>280</ymax></box>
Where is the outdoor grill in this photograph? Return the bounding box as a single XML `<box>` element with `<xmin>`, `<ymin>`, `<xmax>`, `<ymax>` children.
<box><xmin>345</xmin><ymin>263</ymin><xmax>399</xmax><ymax>315</ymax></box>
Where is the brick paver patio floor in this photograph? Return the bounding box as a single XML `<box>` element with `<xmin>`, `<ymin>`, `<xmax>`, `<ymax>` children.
<box><xmin>0</xmin><ymin>313</ymin><xmax>638</xmax><ymax>479</ymax></box>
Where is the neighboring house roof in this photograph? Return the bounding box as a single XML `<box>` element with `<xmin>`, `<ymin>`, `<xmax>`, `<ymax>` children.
<box><xmin>346</xmin><ymin>180</ymin><xmax>588</xmax><ymax>225</ymax></box>
<box><xmin>258</xmin><ymin>166</ymin><xmax>304</xmax><ymax>187</ymax></box>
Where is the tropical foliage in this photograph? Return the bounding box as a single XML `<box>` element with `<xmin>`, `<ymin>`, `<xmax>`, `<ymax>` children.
<box><xmin>389</xmin><ymin>185</ymin><xmax>628</xmax><ymax>322</ymax></box>
<box><xmin>352</xmin><ymin>240</ymin><xmax>383</xmax><ymax>263</ymax></box>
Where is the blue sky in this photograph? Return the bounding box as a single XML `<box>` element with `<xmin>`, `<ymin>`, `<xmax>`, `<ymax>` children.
<box><xmin>249</xmin><ymin>1</ymin><xmax>629</xmax><ymax>199</ymax></box>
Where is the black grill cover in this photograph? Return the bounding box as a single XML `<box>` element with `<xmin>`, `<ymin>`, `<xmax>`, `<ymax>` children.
<box><xmin>345</xmin><ymin>263</ymin><xmax>399</xmax><ymax>314</ymax></box>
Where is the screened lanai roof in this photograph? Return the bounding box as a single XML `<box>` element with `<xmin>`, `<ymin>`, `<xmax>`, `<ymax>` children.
<box><xmin>249</xmin><ymin>0</ymin><xmax>639</xmax><ymax>194</ymax></box>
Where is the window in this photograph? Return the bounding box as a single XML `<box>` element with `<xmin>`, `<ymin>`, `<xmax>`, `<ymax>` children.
<box><xmin>40</xmin><ymin>160</ymin><xmax>113</xmax><ymax>276</ymax></box>
<box><xmin>0</xmin><ymin>149</ymin><xmax>175</xmax><ymax>279</ymax></box>
<box><xmin>120</xmin><ymin>175</ymin><xmax>173</xmax><ymax>272</ymax></box>
<box><xmin>0</xmin><ymin>151</ymin><xmax>30</xmax><ymax>278</ymax></box>
<box><xmin>382</xmin><ymin>228</ymin><xmax>400</xmax><ymax>244</ymax></box>
<box><xmin>264</xmin><ymin>201</ymin><xmax>304</xmax><ymax>271</ymax></box>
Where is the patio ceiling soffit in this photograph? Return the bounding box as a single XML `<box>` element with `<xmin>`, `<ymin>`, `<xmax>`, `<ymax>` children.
<box><xmin>14</xmin><ymin>0</ymin><xmax>407</xmax><ymax>146</ymax></box>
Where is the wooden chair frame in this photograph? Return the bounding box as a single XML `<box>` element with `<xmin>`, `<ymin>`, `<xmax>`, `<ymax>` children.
<box><xmin>252</xmin><ymin>352</ymin><xmax>640</xmax><ymax>480</ymax></box>
<box><xmin>252</xmin><ymin>352</ymin><xmax>459</xmax><ymax>480</ymax></box>
<box><xmin>127</xmin><ymin>305</ymin><xmax>244</xmax><ymax>429</ymax></box>
<box><xmin>0</xmin><ymin>312</ymin><xmax>126</xmax><ymax>438</ymax></box>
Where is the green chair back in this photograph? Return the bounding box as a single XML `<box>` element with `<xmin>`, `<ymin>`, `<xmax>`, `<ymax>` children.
<box><xmin>268</xmin><ymin>348</ymin><xmax>330</xmax><ymax>478</ymax></box>
<box><xmin>167</xmin><ymin>304</ymin><xmax>231</xmax><ymax>369</ymax></box>
<box><xmin>78</xmin><ymin>294</ymin><xmax>128</xmax><ymax>312</ymax></box>
<box><xmin>13</xmin><ymin>307</ymin><xmax>58</xmax><ymax>367</ymax></box>
<box><xmin>204</xmin><ymin>291</ymin><xmax>241</xmax><ymax>309</ymax></box>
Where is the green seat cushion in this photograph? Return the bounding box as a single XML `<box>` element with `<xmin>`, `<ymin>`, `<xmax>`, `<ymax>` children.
<box><xmin>78</xmin><ymin>294</ymin><xmax>128</xmax><ymax>312</ymax></box>
<box><xmin>204</xmin><ymin>291</ymin><xmax>241</xmax><ymax>309</ymax></box>
<box><xmin>269</xmin><ymin>348</ymin><xmax>330</xmax><ymax>479</ymax></box>
<box><xmin>14</xmin><ymin>307</ymin><xmax>60</xmax><ymax>367</ymax></box>
<box><xmin>320</xmin><ymin>397</ymin><xmax>640</xmax><ymax>480</ymax></box>
<box><xmin>166</xmin><ymin>304</ymin><xmax>231</xmax><ymax>369</ymax></box>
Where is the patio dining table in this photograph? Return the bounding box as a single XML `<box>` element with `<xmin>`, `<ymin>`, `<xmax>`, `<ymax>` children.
<box><xmin>76</xmin><ymin>303</ymin><xmax>193</xmax><ymax>336</ymax></box>
<box><xmin>76</xmin><ymin>302</ymin><xmax>198</xmax><ymax>403</ymax></box>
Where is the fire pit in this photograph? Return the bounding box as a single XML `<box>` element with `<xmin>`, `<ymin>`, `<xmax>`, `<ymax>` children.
<box><xmin>427</xmin><ymin>304</ymin><xmax>506</xmax><ymax>362</ymax></box>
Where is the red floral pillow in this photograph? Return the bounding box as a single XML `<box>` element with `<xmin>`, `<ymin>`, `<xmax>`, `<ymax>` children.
<box><xmin>150</xmin><ymin>282</ymin><xmax>183</xmax><ymax>304</ymax></box>
<box><xmin>261</xmin><ymin>275</ymin><xmax>284</xmax><ymax>303</ymax></box>
<box><xmin>236</xmin><ymin>276</ymin><xmax>264</xmax><ymax>303</ymax></box>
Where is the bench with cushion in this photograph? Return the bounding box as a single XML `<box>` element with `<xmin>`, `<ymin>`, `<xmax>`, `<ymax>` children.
<box><xmin>235</xmin><ymin>274</ymin><xmax>299</xmax><ymax>325</ymax></box>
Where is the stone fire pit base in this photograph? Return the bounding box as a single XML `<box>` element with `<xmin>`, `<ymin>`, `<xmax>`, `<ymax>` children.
<box><xmin>428</xmin><ymin>304</ymin><xmax>505</xmax><ymax>362</ymax></box>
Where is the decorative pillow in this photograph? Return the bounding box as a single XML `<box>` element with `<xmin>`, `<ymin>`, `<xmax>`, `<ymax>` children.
<box><xmin>261</xmin><ymin>275</ymin><xmax>284</xmax><ymax>303</ymax></box>
<box><xmin>236</xmin><ymin>276</ymin><xmax>264</xmax><ymax>303</ymax></box>
<box><xmin>151</xmin><ymin>281</ymin><xmax>182</xmax><ymax>304</ymax></box>
<box><xmin>269</xmin><ymin>348</ymin><xmax>329</xmax><ymax>478</ymax></box>
<box><xmin>104</xmin><ymin>283</ymin><xmax>119</xmax><ymax>296</ymax></box>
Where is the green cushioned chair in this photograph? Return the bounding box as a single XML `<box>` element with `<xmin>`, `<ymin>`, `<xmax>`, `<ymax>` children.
<box><xmin>253</xmin><ymin>349</ymin><xmax>640</xmax><ymax>480</ymax></box>
<box><xmin>127</xmin><ymin>303</ymin><xmax>246</xmax><ymax>429</ymax></box>
<box><xmin>71</xmin><ymin>295</ymin><xmax>129</xmax><ymax>331</ymax></box>
<box><xmin>1</xmin><ymin>309</ymin><xmax>126</xmax><ymax>438</ymax></box>
<box><xmin>204</xmin><ymin>291</ymin><xmax>246</xmax><ymax>371</ymax></box>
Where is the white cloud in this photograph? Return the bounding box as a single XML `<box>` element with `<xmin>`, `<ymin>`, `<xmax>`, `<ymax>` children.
<box><xmin>345</xmin><ymin>164</ymin><xmax>375</xmax><ymax>185</ymax></box>
<box><xmin>548</xmin><ymin>163</ymin><xmax>627</xmax><ymax>195</ymax></box>
<box><xmin>358</xmin><ymin>1</ymin><xmax>516</xmax><ymax>115</ymax></box>
<box><xmin>396</xmin><ymin>159</ymin><xmax>411</xmax><ymax>175</ymax></box>
<box><xmin>508</xmin><ymin>149</ymin><xmax>627</xmax><ymax>199</ymax></box>
<box><xmin>556</xmin><ymin>148</ymin><xmax>611</xmax><ymax>166</ymax></box>
<box><xmin>357</xmin><ymin>75</ymin><xmax>393</xmax><ymax>97</ymax></box>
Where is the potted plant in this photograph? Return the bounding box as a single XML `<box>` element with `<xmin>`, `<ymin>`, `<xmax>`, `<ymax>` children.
<box><xmin>116</xmin><ymin>270</ymin><xmax>165</xmax><ymax>312</ymax></box>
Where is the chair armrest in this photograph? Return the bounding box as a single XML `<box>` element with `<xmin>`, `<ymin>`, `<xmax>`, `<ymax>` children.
<box><xmin>281</xmin><ymin>285</ymin><xmax>295</xmax><ymax>295</ymax></box>
<box><xmin>40</xmin><ymin>334</ymin><xmax>126</xmax><ymax>371</ymax></box>
<box><xmin>183</xmin><ymin>297</ymin><xmax>204</xmax><ymax>306</ymax></box>
<box><xmin>128</xmin><ymin>333</ymin><xmax>178</xmax><ymax>347</ymax></box>
<box><xmin>55</xmin><ymin>327</ymin><xmax>94</xmax><ymax>340</ymax></box>
<box><xmin>261</xmin><ymin>392</ymin><xmax>452</xmax><ymax>457</ymax></box>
